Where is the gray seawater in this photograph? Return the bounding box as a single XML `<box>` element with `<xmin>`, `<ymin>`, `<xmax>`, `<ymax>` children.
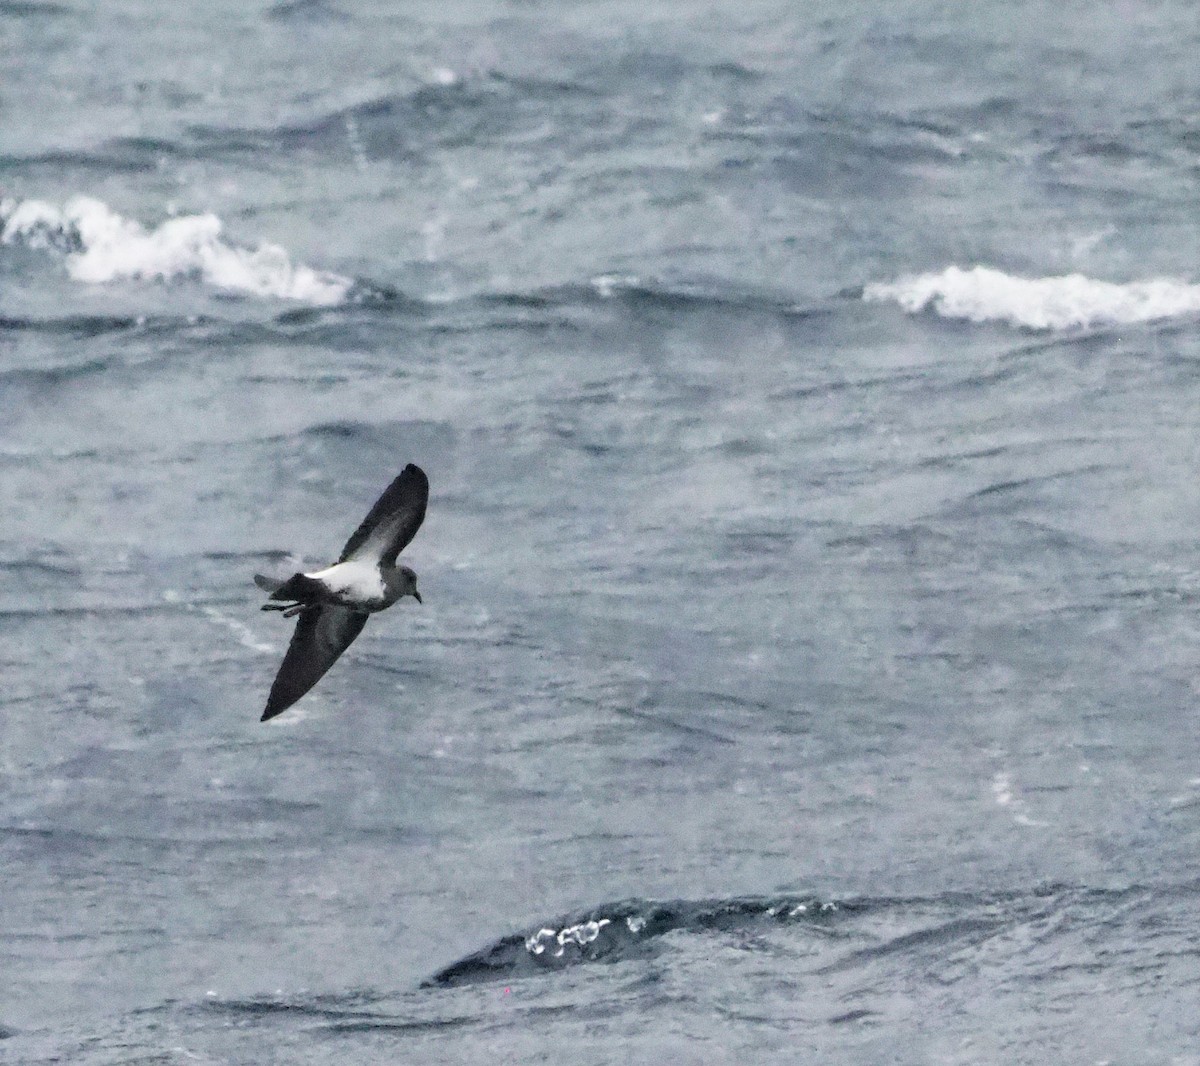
<box><xmin>4</xmin><ymin>1</ymin><xmax>1200</xmax><ymax>1062</ymax></box>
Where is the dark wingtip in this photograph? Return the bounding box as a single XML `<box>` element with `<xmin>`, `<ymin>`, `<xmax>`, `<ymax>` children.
<box><xmin>261</xmin><ymin>684</ymin><xmax>304</xmax><ymax>721</ymax></box>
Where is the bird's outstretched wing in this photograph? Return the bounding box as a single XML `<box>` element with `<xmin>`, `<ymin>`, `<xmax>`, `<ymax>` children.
<box><xmin>339</xmin><ymin>463</ymin><xmax>429</xmax><ymax>567</ymax></box>
<box><xmin>261</xmin><ymin>606</ymin><xmax>368</xmax><ymax>721</ymax></box>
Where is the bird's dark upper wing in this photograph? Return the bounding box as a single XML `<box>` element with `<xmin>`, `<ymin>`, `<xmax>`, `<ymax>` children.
<box><xmin>339</xmin><ymin>464</ymin><xmax>429</xmax><ymax>567</ymax></box>
<box><xmin>261</xmin><ymin>606</ymin><xmax>368</xmax><ymax>721</ymax></box>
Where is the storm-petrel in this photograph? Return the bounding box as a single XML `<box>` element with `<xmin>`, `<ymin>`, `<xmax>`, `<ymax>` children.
<box><xmin>255</xmin><ymin>463</ymin><xmax>428</xmax><ymax>721</ymax></box>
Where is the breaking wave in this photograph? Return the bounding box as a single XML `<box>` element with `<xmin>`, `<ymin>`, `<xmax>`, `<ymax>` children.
<box><xmin>427</xmin><ymin>893</ymin><xmax>853</xmax><ymax>987</ymax></box>
<box><xmin>423</xmin><ymin>881</ymin><xmax>1200</xmax><ymax>991</ymax></box>
<box><xmin>0</xmin><ymin>195</ymin><xmax>353</xmax><ymax>305</ymax></box>
<box><xmin>863</xmin><ymin>265</ymin><xmax>1200</xmax><ymax>330</ymax></box>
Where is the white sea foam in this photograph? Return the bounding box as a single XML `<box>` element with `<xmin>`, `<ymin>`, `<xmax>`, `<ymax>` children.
<box><xmin>525</xmin><ymin>918</ymin><xmax>611</xmax><ymax>957</ymax></box>
<box><xmin>0</xmin><ymin>195</ymin><xmax>352</xmax><ymax>305</ymax></box>
<box><xmin>863</xmin><ymin>265</ymin><xmax>1200</xmax><ymax>331</ymax></box>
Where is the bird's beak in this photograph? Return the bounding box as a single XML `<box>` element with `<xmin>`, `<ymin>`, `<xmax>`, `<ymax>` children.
<box><xmin>413</xmin><ymin>591</ymin><xmax>423</xmax><ymax>604</ymax></box>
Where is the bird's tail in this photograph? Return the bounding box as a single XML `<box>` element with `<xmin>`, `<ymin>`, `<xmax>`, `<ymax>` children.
<box><xmin>257</xmin><ymin>572</ymin><xmax>323</xmax><ymax>604</ymax></box>
<box><xmin>253</xmin><ymin>574</ymin><xmax>286</xmax><ymax>594</ymax></box>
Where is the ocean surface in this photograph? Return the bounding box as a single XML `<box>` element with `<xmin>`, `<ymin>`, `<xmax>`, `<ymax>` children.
<box><xmin>3</xmin><ymin>1</ymin><xmax>1200</xmax><ymax>1062</ymax></box>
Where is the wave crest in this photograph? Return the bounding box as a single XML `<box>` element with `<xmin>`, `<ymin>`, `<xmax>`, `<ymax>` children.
<box><xmin>425</xmin><ymin>894</ymin><xmax>840</xmax><ymax>987</ymax></box>
<box><xmin>863</xmin><ymin>265</ymin><xmax>1200</xmax><ymax>330</ymax></box>
<box><xmin>0</xmin><ymin>196</ymin><xmax>352</xmax><ymax>306</ymax></box>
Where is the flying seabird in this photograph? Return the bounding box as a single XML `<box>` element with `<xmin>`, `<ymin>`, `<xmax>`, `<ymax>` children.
<box><xmin>255</xmin><ymin>463</ymin><xmax>429</xmax><ymax>722</ymax></box>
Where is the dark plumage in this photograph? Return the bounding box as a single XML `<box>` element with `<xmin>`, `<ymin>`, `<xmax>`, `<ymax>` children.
<box><xmin>256</xmin><ymin>464</ymin><xmax>429</xmax><ymax>721</ymax></box>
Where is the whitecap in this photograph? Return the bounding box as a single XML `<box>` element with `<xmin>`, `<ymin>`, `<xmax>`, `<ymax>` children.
<box><xmin>863</xmin><ymin>265</ymin><xmax>1200</xmax><ymax>331</ymax></box>
<box><xmin>0</xmin><ymin>195</ymin><xmax>353</xmax><ymax>306</ymax></box>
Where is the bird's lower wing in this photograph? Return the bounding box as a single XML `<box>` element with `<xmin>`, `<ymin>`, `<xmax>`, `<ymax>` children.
<box><xmin>261</xmin><ymin>606</ymin><xmax>368</xmax><ymax>721</ymax></box>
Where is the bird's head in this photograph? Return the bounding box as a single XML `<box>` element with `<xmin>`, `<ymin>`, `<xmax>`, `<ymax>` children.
<box><xmin>396</xmin><ymin>565</ymin><xmax>422</xmax><ymax>603</ymax></box>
